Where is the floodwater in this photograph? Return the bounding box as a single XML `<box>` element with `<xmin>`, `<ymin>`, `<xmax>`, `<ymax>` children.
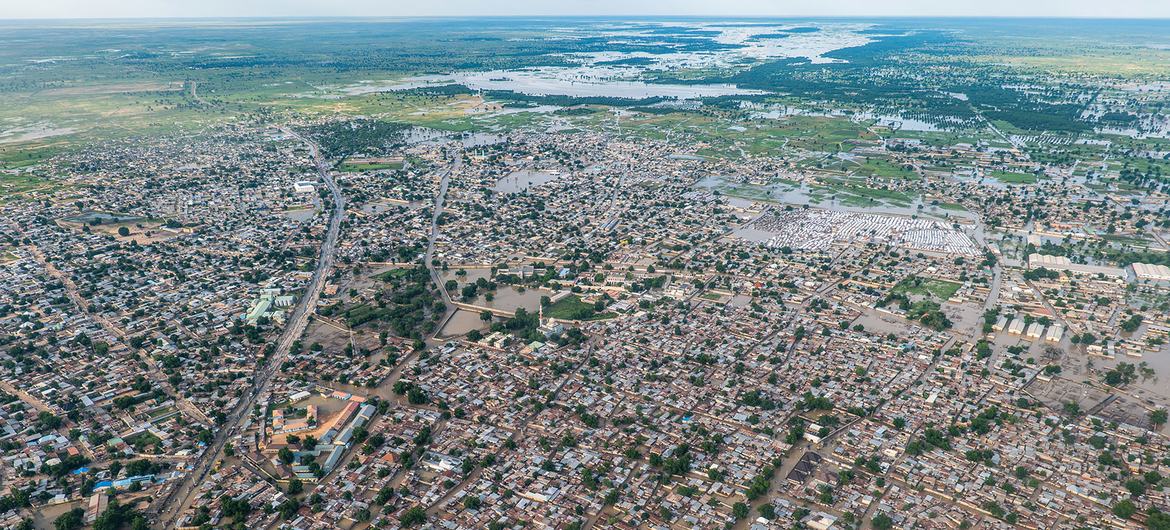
<box><xmin>400</xmin><ymin>127</ymin><xmax>508</xmax><ymax>148</ymax></box>
<box><xmin>0</xmin><ymin>124</ymin><xmax>76</xmax><ymax>144</ymax></box>
<box><xmin>402</xmin><ymin>127</ymin><xmax>449</xmax><ymax>145</ymax></box>
<box><xmin>442</xmin><ymin>268</ymin><xmax>491</xmax><ymax>284</ymax></box>
<box><xmin>438</xmin><ymin>309</ymin><xmax>488</xmax><ymax>338</ymax></box>
<box><xmin>336</xmin><ymin>24</ymin><xmax>880</xmax><ymax>100</ymax></box>
<box><xmin>857</xmin><ymin>112</ymin><xmax>944</xmax><ymax>132</ymax></box>
<box><xmin>752</xmin><ymin>107</ymin><xmax>948</xmax><ymax>132</ymax></box>
<box><xmin>471</xmin><ymin>104</ymin><xmax>562</xmax><ymax>116</ymax></box>
<box><xmin>471</xmin><ymin>286</ymin><xmax>548</xmax><ymax>314</ymax></box>
<box><xmin>1096</xmin><ymin>126</ymin><xmax>1170</xmax><ymax>139</ymax></box>
<box><xmin>461</xmin><ymin>132</ymin><xmax>507</xmax><ymax>147</ymax></box>
<box><xmin>732</xmin><ymin>226</ymin><xmax>778</xmax><ymax>243</ymax></box>
<box><xmin>323</xmin><ymin>22</ymin><xmax>882</xmax><ymax>102</ymax></box>
<box><xmin>696</xmin><ymin>175</ymin><xmax>918</xmax><ymax>215</ymax></box>
<box><xmin>752</xmin><ymin>107</ymin><xmax>838</xmax><ymax>120</ymax></box>
<box><xmin>379</xmin><ymin>70</ymin><xmax>763</xmax><ymax>100</ymax></box>
<box><xmin>724</xmin><ymin>197</ymin><xmax>757</xmax><ymax>209</ymax></box>
<box><xmin>441</xmin><ymin>266</ymin><xmax>550</xmax><ymax>316</ymax></box>
<box><xmin>695</xmin><ymin>175</ymin><xmax>816</xmax><ymax>203</ymax></box>
<box><xmin>952</xmin><ymin>171</ymin><xmax>1011</xmax><ymax>190</ymax></box>
<box><xmin>1090</xmin><ymin>333</ymin><xmax>1170</xmax><ymax>401</ymax></box>
<box><xmin>493</xmin><ymin>170</ymin><xmax>561</xmax><ymax>194</ymax></box>
<box><xmin>698</xmin><ymin>174</ymin><xmax>982</xmax><ymax>226</ymax></box>
<box><xmin>360</xmin><ymin>200</ymin><xmax>419</xmax><ymax>215</ymax></box>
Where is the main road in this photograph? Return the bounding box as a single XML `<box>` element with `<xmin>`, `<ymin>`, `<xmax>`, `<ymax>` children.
<box><xmin>424</xmin><ymin>149</ymin><xmax>461</xmax><ymax>335</ymax></box>
<box><xmin>150</xmin><ymin>127</ymin><xmax>345</xmax><ymax>527</ymax></box>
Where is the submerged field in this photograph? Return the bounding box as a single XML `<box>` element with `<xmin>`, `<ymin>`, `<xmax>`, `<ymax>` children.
<box><xmin>1</xmin><ymin>17</ymin><xmax>1167</xmax><ymax>163</ymax></box>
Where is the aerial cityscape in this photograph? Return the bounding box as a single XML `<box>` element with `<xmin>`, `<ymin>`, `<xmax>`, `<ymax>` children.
<box><xmin>2</xmin><ymin>4</ymin><xmax>1170</xmax><ymax>530</ymax></box>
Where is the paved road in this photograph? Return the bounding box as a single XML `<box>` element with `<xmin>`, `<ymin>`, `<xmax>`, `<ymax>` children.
<box><xmin>151</xmin><ymin>127</ymin><xmax>345</xmax><ymax>527</ymax></box>
<box><xmin>424</xmin><ymin>151</ymin><xmax>461</xmax><ymax>333</ymax></box>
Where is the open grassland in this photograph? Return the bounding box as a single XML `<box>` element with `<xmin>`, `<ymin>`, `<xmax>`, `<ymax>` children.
<box><xmin>0</xmin><ymin>140</ymin><xmax>70</xmax><ymax>169</ymax></box>
<box><xmin>0</xmin><ymin>173</ymin><xmax>75</xmax><ymax>204</ymax></box>
<box><xmin>989</xmin><ymin>170</ymin><xmax>1041</xmax><ymax>184</ymax></box>
<box><xmin>985</xmin><ymin>48</ymin><xmax>1170</xmax><ymax>76</ymax></box>
<box><xmin>339</xmin><ymin>160</ymin><xmax>404</xmax><ymax>172</ymax></box>
<box><xmin>819</xmin><ymin>176</ymin><xmax>917</xmax><ymax>207</ymax></box>
<box><xmin>0</xmin><ymin>86</ymin><xmax>244</xmax><ymax>162</ymax></box>
<box><xmin>892</xmin><ymin>276</ymin><xmax>962</xmax><ymax>300</ymax></box>
<box><xmin>853</xmin><ymin>156</ymin><xmax>921</xmax><ymax>180</ymax></box>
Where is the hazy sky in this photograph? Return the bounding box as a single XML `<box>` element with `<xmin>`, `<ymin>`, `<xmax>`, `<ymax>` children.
<box><xmin>2</xmin><ymin>0</ymin><xmax>1169</xmax><ymax>19</ymax></box>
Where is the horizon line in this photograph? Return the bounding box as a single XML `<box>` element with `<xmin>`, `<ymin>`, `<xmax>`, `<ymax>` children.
<box><xmin>2</xmin><ymin>14</ymin><xmax>1170</xmax><ymax>22</ymax></box>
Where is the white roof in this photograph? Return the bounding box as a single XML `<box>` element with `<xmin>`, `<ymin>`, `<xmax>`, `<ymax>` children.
<box><xmin>1132</xmin><ymin>262</ymin><xmax>1170</xmax><ymax>281</ymax></box>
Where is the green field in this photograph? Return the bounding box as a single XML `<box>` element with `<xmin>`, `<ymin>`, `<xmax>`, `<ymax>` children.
<box><xmin>891</xmin><ymin>276</ymin><xmax>962</xmax><ymax>300</ymax></box>
<box><xmin>1101</xmin><ymin>233</ymin><xmax>1152</xmax><ymax>246</ymax></box>
<box><xmin>0</xmin><ymin>174</ymin><xmax>53</xmax><ymax>193</ymax></box>
<box><xmin>0</xmin><ymin>173</ymin><xmax>73</xmax><ymax>202</ymax></box>
<box><xmin>545</xmin><ymin>295</ymin><xmax>615</xmax><ymax>321</ymax></box>
<box><xmin>339</xmin><ymin>161</ymin><xmax>404</xmax><ymax>172</ymax></box>
<box><xmin>822</xmin><ymin>178</ymin><xmax>916</xmax><ymax>207</ymax></box>
<box><xmin>989</xmin><ymin>170</ymin><xmax>1040</xmax><ymax>184</ymax></box>
<box><xmin>854</xmin><ymin>157</ymin><xmax>920</xmax><ymax>180</ymax></box>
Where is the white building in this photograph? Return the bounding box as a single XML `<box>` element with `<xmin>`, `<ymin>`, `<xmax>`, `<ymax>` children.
<box><xmin>1130</xmin><ymin>262</ymin><xmax>1170</xmax><ymax>285</ymax></box>
<box><xmin>1045</xmin><ymin>324</ymin><xmax>1064</xmax><ymax>343</ymax></box>
<box><xmin>1028</xmin><ymin>253</ymin><xmax>1126</xmax><ymax>279</ymax></box>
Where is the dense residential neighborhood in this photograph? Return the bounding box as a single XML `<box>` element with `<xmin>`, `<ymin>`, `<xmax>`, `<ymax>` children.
<box><xmin>3</xmin><ymin>13</ymin><xmax>1170</xmax><ymax>530</ymax></box>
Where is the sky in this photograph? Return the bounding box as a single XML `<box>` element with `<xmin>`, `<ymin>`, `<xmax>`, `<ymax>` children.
<box><xmin>2</xmin><ymin>0</ymin><xmax>1170</xmax><ymax>19</ymax></box>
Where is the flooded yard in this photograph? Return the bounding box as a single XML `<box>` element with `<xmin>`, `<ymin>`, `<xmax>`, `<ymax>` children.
<box><xmin>493</xmin><ymin>169</ymin><xmax>562</xmax><ymax>194</ymax></box>
<box><xmin>438</xmin><ymin>309</ymin><xmax>489</xmax><ymax>338</ymax></box>
<box><xmin>471</xmin><ymin>285</ymin><xmax>548</xmax><ymax>315</ymax></box>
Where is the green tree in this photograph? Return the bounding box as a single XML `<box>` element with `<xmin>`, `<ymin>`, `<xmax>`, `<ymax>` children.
<box><xmin>1147</xmin><ymin>509</ymin><xmax>1170</xmax><ymax>530</ymax></box>
<box><xmin>400</xmin><ymin>506</ymin><xmax>427</xmax><ymax>526</ymax></box>
<box><xmin>1112</xmin><ymin>499</ymin><xmax>1136</xmax><ymax>519</ymax></box>
<box><xmin>54</xmin><ymin>508</ymin><xmax>85</xmax><ymax>530</ymax></box>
